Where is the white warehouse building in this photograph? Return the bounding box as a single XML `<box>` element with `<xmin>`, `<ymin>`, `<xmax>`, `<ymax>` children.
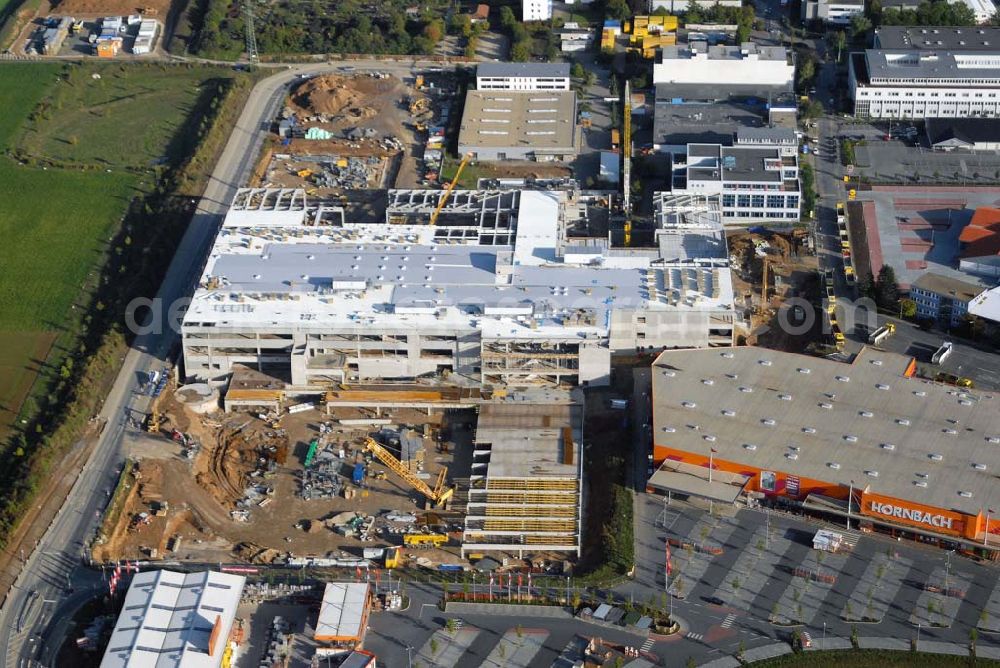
<box><xmin>653</xmin><ymin>42</ymin><xmax>795</xmax><ymax>101</ymax></box>
<box><xmin>850</xmin><ymin>26</ymin><xmax>1000</xmax><ymax>119</ymax></box>
<box><xmin>181</xmin><ymin>189</ymin><xmax>738</xmax><ymax>389</ymax></box>
<box><xmin>476</xmin><ymin>62</ymin><xmax>571</xmax><ymax>91</ymax></box>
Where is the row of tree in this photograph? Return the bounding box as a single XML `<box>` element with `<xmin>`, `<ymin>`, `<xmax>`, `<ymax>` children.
<box><xmin>194</xmin><ymin>0</ymin><xmax>451</xmax><ymax>58</ymax></box>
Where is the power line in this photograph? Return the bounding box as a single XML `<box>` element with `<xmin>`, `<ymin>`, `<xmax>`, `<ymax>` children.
<box><xmin>242</xmin><ymin>0</ymin><xmax>259</xmax><ymax>65</ymax></box>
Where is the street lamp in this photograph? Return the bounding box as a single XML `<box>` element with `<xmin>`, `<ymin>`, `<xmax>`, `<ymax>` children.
<box><xmin>406</xmin><ymin>645</ymin><xmax>413</xmax><ymax>668</ymax></box>
<box><xmin>916</xmin><ymin>623</ymin><xmax>921</xmax><ymax>649</ymax></box>
<box><xmin>823</xmin><ymin>621</ymin><xmax>827</xmax><ymax>650</ymax></box>
<box><xmin>846</xmin><ymin>480</ymin><xmax>854</xmax><ymax>530</ymax></box>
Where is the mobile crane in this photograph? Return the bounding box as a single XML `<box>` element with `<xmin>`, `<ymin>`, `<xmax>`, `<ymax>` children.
<box><xmin>429</xmin><ymin>152</ymin><xmax>473</xmax><ymax>226</ymax></box>
<box><xmin>362</xmin><ymin>437</ymin><xmax>454</xmax><ymax>508</ymax></box>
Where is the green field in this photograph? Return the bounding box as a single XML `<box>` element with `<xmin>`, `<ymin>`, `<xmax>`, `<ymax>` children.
<box><xmin>0</xmin><ymin>62</ymin><xmax>238</xmax><ymax>439</ymax></box>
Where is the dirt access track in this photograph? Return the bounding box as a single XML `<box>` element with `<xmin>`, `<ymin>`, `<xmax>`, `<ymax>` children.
<box><xmin>46</xmin><ymin>0</ymin><xmax>174</xmax><ymax>19</ymax></box>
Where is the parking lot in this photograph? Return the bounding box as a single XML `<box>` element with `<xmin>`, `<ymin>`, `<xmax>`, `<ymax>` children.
<box><xmin>632</xmin><ymin>493</ymin><xmax>1000</xmax><ymax>662</ymax></box>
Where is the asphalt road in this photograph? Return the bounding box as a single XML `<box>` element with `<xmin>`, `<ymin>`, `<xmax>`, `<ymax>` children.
<box><xmin>0</xmin><ymin>57</ymin><xmax>456</xmax><ymax>668</ymax></box>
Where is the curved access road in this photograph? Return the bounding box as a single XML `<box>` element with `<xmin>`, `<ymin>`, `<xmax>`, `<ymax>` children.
<box><xmin>0</xmin><ymin>57</ymin><xmax>463</xmax><ymax>668</ymax></box>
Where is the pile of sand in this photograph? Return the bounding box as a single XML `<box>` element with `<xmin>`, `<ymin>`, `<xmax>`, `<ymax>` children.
<box><xmin>293</xmin><ymin>75</ymin><xmax>376</xmax><ymax>119</ymax></box>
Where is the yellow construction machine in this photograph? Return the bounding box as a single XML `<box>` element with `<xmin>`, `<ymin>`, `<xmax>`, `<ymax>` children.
<box><xmin>363</xmin><ymin>437</ymin><xmax>454</xmax><ymax>507</ymax></box>
<box><xmin>429</xmin><ymin>152</ymin><xmax>472</xmax><ymax>226</ymax></box>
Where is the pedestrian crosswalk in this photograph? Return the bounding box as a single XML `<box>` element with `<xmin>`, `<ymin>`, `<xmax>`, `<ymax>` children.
<box><xmin>686</xmin><ymin>631</ymin><xmax>704</xmax><ymax>641</ymax></box>
<box><xmin>641</xmin><ymin>638</ymin><xmax>655</xmax><ymax>652</ymax></box>
<box><xmin>721</xmin><ymin>613</ymin><xmax>737</xmax><ymax>629</ymax></box>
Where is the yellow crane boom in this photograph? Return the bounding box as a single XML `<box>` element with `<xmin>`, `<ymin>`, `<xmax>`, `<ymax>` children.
<box><xmin>430</xmin><ymin>152</ymin><xmax>472</xmax><ymax>226</ymax></box>
<box><xmin>363</xmin><ymin>437</ymin><xmax>454</xmax><ymax>507</ymax></box>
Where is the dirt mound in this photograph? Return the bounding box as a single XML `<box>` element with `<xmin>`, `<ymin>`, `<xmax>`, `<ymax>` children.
<box><xmin>233</xmin><ymin>541</ymin><xmax>282</xmax><ymax>564</ymax></box>
<box><xmin>292</xmin><ymin>75</ymin><xmax>377</xmax><ymax>118</ymax></box>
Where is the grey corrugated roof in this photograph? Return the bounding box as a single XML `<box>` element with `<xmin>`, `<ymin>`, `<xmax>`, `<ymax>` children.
<box><xmin>477</xmin><ymin>62</ymin><xmax>571</xmax><ymax>78</ymax></box>
<box><xmin>651</xmin><ymin>346</ymin><xmax>1000</xmax><ymax>517</ymax></box>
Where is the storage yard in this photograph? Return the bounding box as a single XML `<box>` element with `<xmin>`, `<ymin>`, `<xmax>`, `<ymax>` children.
<box><xmin>265</xmin><ymin>72</ymin><xmax>458</xmax><ymax>192</ymax></box>
<box><xmin>94</xmin><ymin>395</ymin><xmax>472</xmax><ymax>568</ymax></box>
<box><xmin>21</xmin><ymin>15</ymin><xmax>161</xmax><ymax>57</ymax></box>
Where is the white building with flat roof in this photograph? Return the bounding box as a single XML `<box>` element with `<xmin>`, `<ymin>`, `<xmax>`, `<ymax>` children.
<box><xmin>522</xmin><ymin>0</ymin><xmax>552</xmax><ymax>21</ymax></box>
<box><xmin>476</xmin><ymin>62</ymin><xmax>571</xmax><ymax>91</ymax></box>
<box><xmin>668</xmin><ymin>144</ymin><xmax>802</xmax><ymax>223</ymax></box>
<box><xmin>100</xmin><ymin>570</ymin><xmax>246</xmax><ymax>668</ymax></box>
<box><xmin>850</xmin><ymin>27</ymin><xmax>1000</xmax><ymax>119</ymax></box>
<box><xmin>180</xmin><ymin>189</ymin><xmax>738</xmax><ymax>389</ymax></box>
<box><xmin>653</xmin><ymin>42</ymin><xmax>795</xmax><ymax>100</ymax></box>
<box><xmin>800</xmin><ymin>0</ymin><xmax>864</xmax><ymax>23</ymax></box>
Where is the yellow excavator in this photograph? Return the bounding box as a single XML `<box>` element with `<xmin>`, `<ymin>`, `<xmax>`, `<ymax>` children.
<box><xmin>362</xmin><ymin>437</ymin><xmax>454</xmax><ymax>507</ymax></box>
<box><xmin>429</xmin><ymin>152</ymin><xmax>472</xmax><ymax>226</ymax></box>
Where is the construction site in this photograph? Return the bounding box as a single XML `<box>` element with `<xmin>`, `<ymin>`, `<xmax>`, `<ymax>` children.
<box><xmin>726</xmin><ymin>226</ymin><xmax>824</xmax><ymax>352</ymax></box>
<box><xmin>256</xmin><ymin>71</ymin><xmax>458</xmax><ymax>196</ymax></box>
<box><xmin>93</xmin><ymin>376</ymin><xmax>584</xmax><ymax>571</ymax></box>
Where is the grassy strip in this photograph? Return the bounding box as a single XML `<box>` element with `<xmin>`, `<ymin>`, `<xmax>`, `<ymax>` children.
<box><xmin>0</xmin><ymin>0</ymin><xmax>43</xmax><ymax>52</ymax></box>
<box><xmin>0</xmin><ymin>68</ymin><xmax>259</xmax><ymax>552</ymax></box>
<box><xmin>747</xmin><ymin>649</ymin><xmax>991</xmax><ymax>667</ymax></box>
<box><xmin>94</xmin><ymin>460</ymin><xmax>137</xmax><ymax>544</ymax></box>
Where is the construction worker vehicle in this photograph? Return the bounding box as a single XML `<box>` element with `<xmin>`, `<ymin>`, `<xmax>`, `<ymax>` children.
<box><xmin>935</xmin><ymin>372</ymin><xmax>973</xmax><ymax>389</ymax></box>
<box><xmin>403</xmin><ymin>533</ymin><xmax>448</xmax><ymax>547</ymax></box>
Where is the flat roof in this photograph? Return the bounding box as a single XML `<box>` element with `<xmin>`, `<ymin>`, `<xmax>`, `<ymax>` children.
<box><xmin>651</xmin><ymin>346</ymin><xmax>1000</xmax><ymax>517</ymax></box>
<box><xmin>184</xmin><ymin>188</ymin><xmax>735</xmax><ymax>337</ymax></box>
<box><xmin>687</xmin><ymin>144</ymin><xmax>789</xmax><ymax>184</ymax></box>
<box><xmin>101</xmin><ymin>570</ymin><xmax>246</xmax><ymax>668</ymax></box>
<box><xmin>926</xmin><ymin>117</ymin><xmax>1000</xmax><ymax>146</ymax></box>
<box><xmin>969</xmin><ymin>285</ymin><xmax>1000</xmax><ymax>322</ymax></box>
<box><xmin>459</xmin><ymin>90</ymin><xmax>577</xmax><ymax>151</ymax></box>
<box><xmin>863</xmin><ymin>49</ymin><xmax>1000</xmax><ymax>83</ymax></box>
<box><xmin>654</xmin><ymin>42</ymin><xmax>794</xmax><ymax>89</ymax></box>
<box><xmin>475</xmin><ymin>392</ymin><xmax>582</xmax><ymax>479</ymax></box>
<box><xmin>316</xmin><ymin>583</ymin><xmax>370</xmax><ymax>642</ymax></box>
<box><xmin>875</xmin><ymin>26</ymin><xmax>1000</xmax><ymax>51</ymax></box>
<box><xmin>647</xmin><ymin>459</ymin><xmax>750</xmax><ymax>502</ymax></box>
<box><xmin>653</xmin><ymin>98</ymin><xmax>767</xmax><ymax>146</ymax></box>
<box><xmin>477</xmin><ymin>62</ymin><xmax>570</xmax><ymax>79</ymax></box>
<box><xmin>910</xmin><ymin>271</ymin><xmax>984</xmax><ymax>302</ymax></box>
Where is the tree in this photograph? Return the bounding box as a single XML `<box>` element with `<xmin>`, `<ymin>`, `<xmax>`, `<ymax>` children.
<box><xmin>423</xmin><ymin>20</ymin><xmax>445</xmax><ymax>44</ymax></box>
<box><xmin>801</xmin><ymin>100</ymin><xmax>824</xmax><ymax>120</ymax></box>
<box><xmin>833</xmin><ymin>30</ymin><xmax>847</xmax><ymax>62</ymax></box>
<box><xmin>499</xmin><ymin>5</ymin><xmax>517</xmax><ymax>30</ymax></box>
<box><xmin>511</xmin><ymin>41</ymin><xmax>531</xmax><ymax>62</ymax></box>
<box><xmin>900</xmin><ymin>298</ymin><xmax>917</xmax><ymax>319</ymax></box>
<box><xmin>451</xmin><ymin>13</ymin><xmax>472</xmax><ymax>38</ymax></box>
<box><xmin>850</xmin><ymin>15</ymin><xmax>872</xmax><ymax>40</ymax></box>
<box><xmin>606</xmin><ymin>0</ymin><xmax>631</xmax><ymax>20</ymax></box>
<box><xmin>798</xmin><ymin>55</ymin><xmax>816</xmax><ymax>87</ymax></box>
<box><xmin>875</xmin><ymin>264</ymin><xmax>899</xmax><ymax>309</ymax></box>
<box><xmin>571</xmin><ymin>62</ymin><xmax>585</xmax><ymax>79</ymax></box>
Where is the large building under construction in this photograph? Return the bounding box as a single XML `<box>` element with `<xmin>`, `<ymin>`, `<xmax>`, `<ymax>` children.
<box><xmin>462</xmin><ymin>389</ymin><xmax>584</xmax><ymax>557</ymax></box>
<box><xmin>181</xmin><ymin>189</ymin><xmax>738</xmax><ymax>389</ymax></box>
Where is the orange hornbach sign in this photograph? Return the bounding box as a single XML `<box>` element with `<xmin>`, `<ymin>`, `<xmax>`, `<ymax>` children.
<box><xmin>861</xmin><ymin>492</ymin><xmax>968</xmax><ymax>537</ymax></box>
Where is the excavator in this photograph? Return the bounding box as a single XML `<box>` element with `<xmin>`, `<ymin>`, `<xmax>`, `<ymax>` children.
<box><xmin>362</xmin><ymin>437</ymin><xmax>454</xmax><ymax>508</ymax></box>
<box><xmin>429</xmin><ymin>152</ymin><xmax>472</xmax><ymax>226</ymax></box>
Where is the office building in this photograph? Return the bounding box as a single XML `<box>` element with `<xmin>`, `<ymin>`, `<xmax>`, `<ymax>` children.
<box><xmin>522</xmin><ymin>0</ymin><xmax>552</xmax><ymax>21</ymax></box>
<box><xmin>648</xmin><ymin>347</ymin><xmax>1000</xmax><ymax>552</ymax></box>
<box><xmin>100</xmin><ymin>570</ymin><xmax>246</xmax><ymax>668</ymax></box>
<box><xmin>668</xmin><ymin>143</ymin><xmax>802</xmax><ymax>222</ymax></box>
<box><xmin>181</xmin><ymin>189</ymin><xmax>738</xmax><ymax>389</ymax></box>
<box><xmin>910</xmin><ymin>272</ymin><xmax>989</xmax><ymax>325</ymax></box>
<box><xmin>476</xmin><ymin>62</ymin><xmax>571</xmax><ymax>91</ymax></box>
<box><xmin>850</xmin><ymin>26</ymin><xmax>1000</xmax><ymax>118</ymax></box>
<box><xmin>801</xmin><ymin>0</ymin><xmax>865</xmax><ymax>23</ymax></box>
